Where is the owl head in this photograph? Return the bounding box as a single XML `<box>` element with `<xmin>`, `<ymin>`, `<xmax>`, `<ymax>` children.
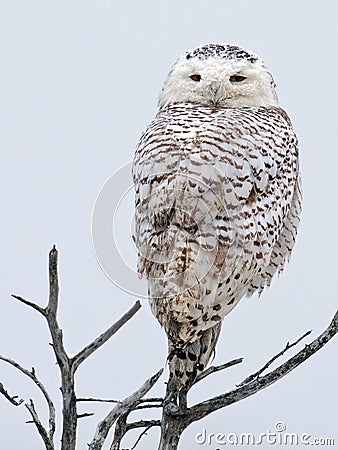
<box><xmin>158</xmin><ymin>43</ymin><xmax>279</xmax><ymax>109</ymax></box>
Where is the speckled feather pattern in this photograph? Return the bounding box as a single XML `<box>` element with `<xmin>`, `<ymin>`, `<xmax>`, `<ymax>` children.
<box><xmin>185</xmin><ymin>43</ymin><xmax>259</xmax><ymax>63</ymax></box>
<box><xmin>132</xmin><ymin>44</ymin><xmax>301</xmax><ymax>387</ymax></box>
<box><xmin>133</xmin><ymin>103</ymin><xmax>300</xmax><ymax>341</ymax></box>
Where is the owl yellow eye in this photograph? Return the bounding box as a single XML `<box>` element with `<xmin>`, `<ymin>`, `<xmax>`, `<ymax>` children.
<box><xmin>229</xmin><ymin>75</ymin><xmax>246</xmax><ymax>82</ymax></box>
<box><xmin>190</xmin><ymin>74</ymin><xmax>201</xmax><ymax>81</ymax></box>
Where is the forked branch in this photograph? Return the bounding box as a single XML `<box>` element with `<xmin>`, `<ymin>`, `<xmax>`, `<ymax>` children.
<box><xmin>0</xmin><ymin>355</ymin><xmax>55</xmax><ymax>442</ymax></box>
<box><xmin>0</xmin><ymin>382</ymin><xmax>23</xmax><ymax>406</ymax></box>
<box><xmin>3</xmin><ymin>247</ymin><xmax>337</xmax><ymax>450</ymax></box>
<box><xmin>25</xmin><ymin>400</ymin><xmax>54</xmax><ymax>450</ymax></box>
<box><xmin>157</xmin><ymin>311</ymin><xmax>338</xmax><ymax>450</ymax></box>
<box><xmin>237</xmin><ymin>329</ymin><xmax>312</xmax><ymax>387</ymax></box>
<box><xmin>187</xmin><ymin>311</ymin><xmax>338</xmax><ymax>425</ymax></box>
<box><xmin>6</xmin><ymin>246</ymin><xmax>144</xmax><ymax>450</ymax></box>
<box><xmin>88</xmin><ymin>368</ymin><xmax>163</xmax><ymax>450</ymax></box>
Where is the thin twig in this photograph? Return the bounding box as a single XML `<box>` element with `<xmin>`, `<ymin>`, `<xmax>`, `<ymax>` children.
<box><xmin>77</xmin><ymin>397</ymin><xmax>121</xmax><ymax>404</ymax></box>
<box><xmin>25</xmin><ymin>400</ymin><xmax>54</xmax><ymax>450</ymax></box>
<box><xmin>72</xmin><ymin>301</ymin><xmax>141</xmax><ymax>371</ymax></box>
<box><xmin>129</xmin><ymin>421</ymin><xmax>161</xmax><ymax>449</ymax></box>
<box><xmin>131</xmin><ymin>426</ymin><xmax>152</xmax><ymax>450</ymax></box>
<box><xmin>11</xmin><ymin>295</ymin><xmax>46</xmax><ymax>316</ymax></box>
<box><xmin>132</xmin><ymin>396</ymin><xmax>163</xmax><ymax>410</ymax></box>
<box><xmin>135</xmin><ymin>403</ymin><xmax>163</xmax><ymax>410</ymax></box>
<box><xmin>109</xmin><ymin>418</ymin><xmax>161</xmax><ymax>450</ymax></box>
<box><xmin>0</xmin><ymin>382</ymin><xmax>24</xmax><ymax>406</ymax></box>
<box><xmin>139</xmin><ymin>397</ymin><xmax>163</xmax><ymax>403</ymax></box>
<box><xmin>186</xmin><ymin>311</ymin><xmax>338</xmax><ymax>425</ymax></box>
<box><xmin>88</xmin><ymin>368</ymin><xmax>163</xmax><ymax>450</ymax></box>
<box><xmin>77</xmin><ymin>413</ymin><xmax>95</xmax><ymax>419</ymax></box>
<box><xmin>195</xmin><ymin>358</ymin><xmax>243</xmax><ymax>384</ymax></box>
<box><xmin>238</xmin><ymin>330</ymin><xmax>312</xmax><ymax>387</ymax></box>
<box><xmin>0</xmin><ymin>355</ymin><xmax>56</xmax><ymax>441</ymax></box>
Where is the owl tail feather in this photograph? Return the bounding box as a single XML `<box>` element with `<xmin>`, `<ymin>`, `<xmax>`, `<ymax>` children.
<box><xmin>166</xmin><ymin>323</ymin><xmax>222</xmax><ymax>401</ymax></box>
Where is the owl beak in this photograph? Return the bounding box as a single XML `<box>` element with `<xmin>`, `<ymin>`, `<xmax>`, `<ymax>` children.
<box><xmin>210</xmin><ymin>86</ymin><xmax>222</xmax><ymax>106</ymax></box>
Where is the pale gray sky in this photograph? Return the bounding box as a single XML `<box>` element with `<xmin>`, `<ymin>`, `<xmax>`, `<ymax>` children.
<box><xmin>0</xmin><ymin>1</ymin><xmax>337</xmax><ymax>449</ymax></box>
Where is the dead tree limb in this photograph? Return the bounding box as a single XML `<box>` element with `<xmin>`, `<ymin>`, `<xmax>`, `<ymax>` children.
<box><xmin>25</xmin><ymin>399</ymin><xmax>54</xmax><ymax>450</ymax></box>
<box><xmin>109</xmin><ymin>416</ymin><xmax>161</xmax><ymax>450</ymax></box>
<box><xmin>6</xmin><ymin>246</ymin><xmax>143</xmax><ymax>450</ymax></box>
<box><xmin>0</xmin><ymin>355</ymin><xmax>55</xmax><ymax>442</ymax></box>
<box><xmin>130</xmin><ymin>421</ymin><xmax>161</xmax><ymax>449</ymax></box>
<box><xmin>109</xmin><ymin>413</ymin><xmax>128</xmax><ymax>450</ymax></box>
<box><xmin>0</xmin><ymin>382</ymin><xmax>23</xmax><ymax>406</ymax></box>
<box><xmin>195</xmin><ymin>357</ymin><xmax>243</xmax><ymax>384</ymax></box>
<box><xmin>77</xmin><ymin>397</ymin><xmax>121</xmax><ymax>404</ymax></box>
<box><xmin>3</xmin><ymin>246</ymin><xmax>337</xmax><ymax>450</ymax></box>
<box><xmin>11</xmin><ymin>295</ymin><xmax>45</xmax><ymax>315</ymax></box>
<box><xmin>158</xmin><ymin>310</ymin><xmax>338</xmax><ymax>450</ymax></box>
<box><xmin>237</xmin><ymin>329</ymin><xmax>312</xmax><ymax>387</ymax></box>
<box><xmin>72</xmin><ymin>300</ymin><xmax>141</xmax><ymax>371</ymax></box>
<box><xmin>88</xmin><ymin>368</ymin><xmax>163</xmax><ymax>450</ymax></box>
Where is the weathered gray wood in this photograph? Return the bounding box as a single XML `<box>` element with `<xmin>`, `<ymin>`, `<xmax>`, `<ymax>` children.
<box><xmin>25</xmin><ymin>399</ymin><xmax>55</xmax><ymax>450</ymax></box>
<box><xmin>3</xmin><ymin>247</ymin><xmax>337</xmax><ymax>450</ymax></box>
<box><xmin>157</xmin><ymin>311</ymin><xmax>338</xmax><ymax>449</ymax></box>
<box><xmin>5</xmin><ymin>246</ymin><xmax>144</xmax><ymax>450</ymax></box>
<box><xmin>72</xmin><ymin>300</ymin><xmax>141</xmax><ymax>371</ymax></box>
<box><xmin>0</xmin><ymin>356</ymin><xmax>55</xmax><ymax>446</ymax></box>
<box><xmin>88</xmin><ymin>369</ymin><xmax>163</xmax><ymax>450</ymax></box>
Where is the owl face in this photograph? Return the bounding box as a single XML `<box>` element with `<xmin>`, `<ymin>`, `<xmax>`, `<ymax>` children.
<box><xmin>158</xmin><ymin>44</ymin><xmax>279</xmax><ymax>109</ymax></box>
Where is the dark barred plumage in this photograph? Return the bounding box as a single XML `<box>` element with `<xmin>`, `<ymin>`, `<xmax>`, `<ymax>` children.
<box><xmin>186</xmin><ymin>43</ymin><xmax>259</xmax><ymax>63</ymax></box>
<box><xmin>132</xmin><ymin>44</ymin><xmax>301</xmax><ymax>392</ymax></box>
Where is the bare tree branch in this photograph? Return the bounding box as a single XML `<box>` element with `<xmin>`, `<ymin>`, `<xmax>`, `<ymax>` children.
<box><xmin>127</xmin><ymin>419</ymin><xmax>162</xmax><ymax>431</ymax></box>
<box><xmin>77</xmin><ymin>397</ymin><xmax>121</xmax><ymax>404</ymax></box>
<box><xmin>6</xmin><ymin>247</ymin><xmax>337</xmax><ymax>450</ymax></box>
<box><xmin>0</xmin><ymin>382</ymin><xmax>24</xmax><ymax>406</ymax></box>
<box><xmin>43</xmin><ymin>246</ymin><xmax>76</xmax><ymax>450</ymax></box>
<box><xmin>25</xmin><ymin>400</ymin><xmax>54</xmax><ymax>450</ymax></box>
<box><xmin>0</xmin><ymin>355</ymin><xmax>55</xmax><ymax>441</ymax></box>
<box><xmin>157</xmin><ymin>311</ymin><xmax>338</xmax><ymax>450</ymax></box>
<box><xmin>109</xmin><ymin>413</ymin><xmax>128</xmax><ymax>450</ymax></box>
<box><xmin>139</xmin><ymin>397</ymin><xmax>163</xmax><ymax>403</ymax></box>
<box><xmin>88</xmin><ymin>369</ymin><xmax>163</xmax><ymax>450</ymax></box>
<box><xmin>8</xmin><ymin>246</ymin><xmax>144</xmax><ymax>450</ymax></box>
<box><xmin>109</xmin><ymin>417</ymin><xmax>161</xmax><ymax>450</ymax></box>
<box><xmin>135</xmin><ymin>403</ymin><xmax>163</xmax><ymax>410</ymax></box>
<box><xmin>46</xmin><ymin>245</ymin><xmax>59</xmax><ymax>317</ymax></box>
<box><xmin>44</xmin><ymin>247</ymin><xmax>69</xmax><ymax>370</ymax></box>
<box><xmin>134</xmin><ymin>397</ymin><xmax>163</xmax><ymax>410</ymax></box>
<box><xmin>11</xmin><ymin>294</ymin><xmax>46</xmax><ymax>316</ymax></box>
<box><xmin>238</xmin><ymin>330</ymin><xmax>312</xmax><ymax>387</ymax></box>
<box><xmin>72</xmin><ymin>301</ymin><xmax>141</xmax><ymax>371</ymax></box>
<box><xmin>186</xmin><ymin>311</ymin><xmax>338</xmax><ymax>425</ymax></box>
<box><xmin>194</xmin><ymin>357</ymin><xmax>243</xmax><ymax>384</ymax></box>
<box><xmin>77</xmin><ymin>412</ymin><xmax>95</xmax><ymax>419</ymax></box>
<box><xmin>129</xmin><ymin>421</ymin><xmax>161</xmax><ymax>449</ymax></box>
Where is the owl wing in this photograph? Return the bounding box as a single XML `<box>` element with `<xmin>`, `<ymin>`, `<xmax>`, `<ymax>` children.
<box><xmin>247</xmin><ymin>177</ymin><xmax>302</xmax><ymax>295</ymax></box>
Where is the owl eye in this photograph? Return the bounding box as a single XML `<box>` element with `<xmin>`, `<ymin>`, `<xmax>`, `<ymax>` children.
<box><xmin>190</xmin><ymin>74</ymin><xmax>201</xmax><ymax>82</ymax></box>
<box><xmin>229</xmin><ymin>74</ymin><xmax>246</xmax><ymax>83</ymax></box>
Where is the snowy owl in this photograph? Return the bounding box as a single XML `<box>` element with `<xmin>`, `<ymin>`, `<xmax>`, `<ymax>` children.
<box><xmin>132</xmin><ymin>43</ymin><xmax>301</xmax><ymax>391</ymax></box>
